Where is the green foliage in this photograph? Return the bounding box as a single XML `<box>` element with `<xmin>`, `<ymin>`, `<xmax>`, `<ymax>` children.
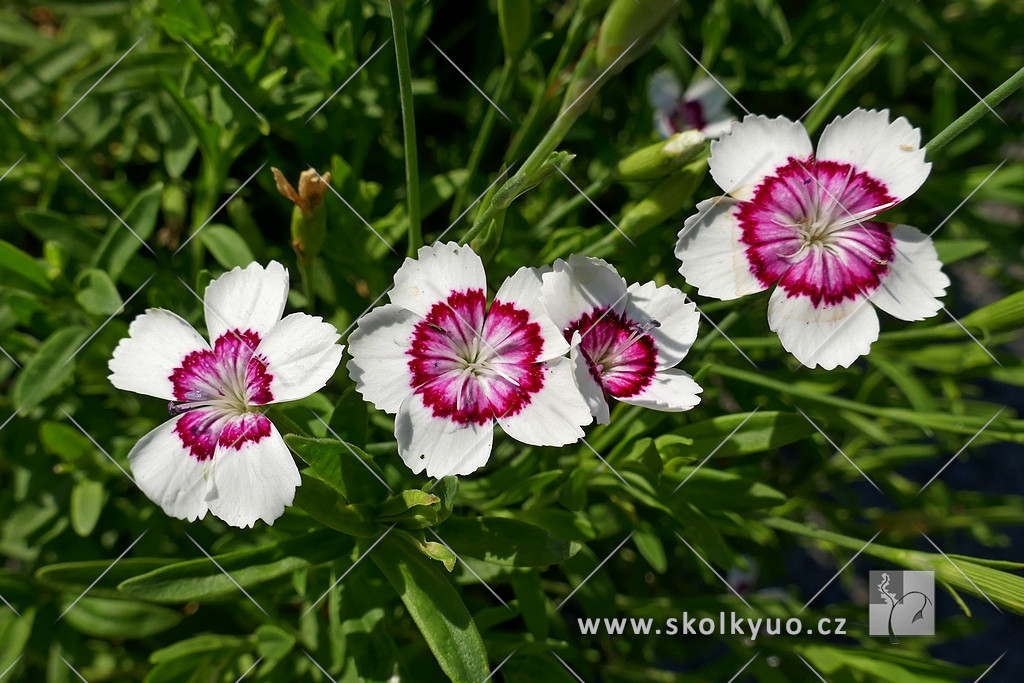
<box><xmin>1</xmin><ymin>0</ymin><xmax>1022</xmax><ymax>681</ymax></box>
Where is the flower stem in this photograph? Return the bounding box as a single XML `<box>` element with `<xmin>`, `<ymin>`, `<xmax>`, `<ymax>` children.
<box><xmin>925</xmin><ymin>64</ymin><xmax>1024</xmax><ymax>160</ymax></box>
<box><xmin>298</xmin><ymin>260</ymin><xmax>315</xmax><ymax>313</ymax></box>
<box><xmin>449</xmin><ymin>62</ymin><xmax>514</xmax><ymax>221</ymax></box>
<box><xmin>388</xmin><ymin>0</ymin><xmax>421</xmax><ymax>255</ymax></box>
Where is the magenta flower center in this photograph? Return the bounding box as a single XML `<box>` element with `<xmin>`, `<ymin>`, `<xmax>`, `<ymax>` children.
<box><xmin>407</xmin><ymin>289</ymin><xmax>545</xmax><ymax>426</ymax></box>
<box><xmin>168</xmin><ymin>329</ymin><xmax>274</xmax><ymax>461</ymax></box>
<box><xmin>564</xmin><ymin>308</ymin><xmax>657</xmax><ymax>399</ymax></box>
<box><xmin>669</xmin><ymin>99</ymin><xmax>706</xmax><ymax>133</ymax></box>
<box><xmin>737</xmin><ymin>156</ymin><xmax>897</xmax><ymax>307</ymax></box>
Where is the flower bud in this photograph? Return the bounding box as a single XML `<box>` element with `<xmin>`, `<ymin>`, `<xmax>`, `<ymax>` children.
<box><xmin>596</xmin><ymin>0</ymin><xmax>682</xmax><ymax>71</ymax></box>
<box><xmin>616</xmin><ymin>130</ymin><xmax>706</xmax><ymax>181</ymax></box>
<box><xmin>617</xmin><ymin>159</ymin><xmax>707</xmax><ymax>240</ymax></box>
<box><xmin>273</xmin><ymin>167</ymin><xmax>331</xmax><ymax>264</ymax></box>
<box><xmin>493</xmin><ymin>151</ymin><xmax>575</xmax><ymax>209</ymax></box>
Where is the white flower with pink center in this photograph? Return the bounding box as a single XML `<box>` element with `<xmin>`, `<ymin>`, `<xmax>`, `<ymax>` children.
<box><xmin>347</xmin><ymin>243</ymin><xmax>592</xmax><ymax>479</ymax></box>
<box><xmin>676</xmin><ymin>109</ymin><xmax>950</xmax><ymax>369</ymax></box>
<box><xmin>648</xmin><ymin>68</ymin><xmax>736</xmax><ymax>140</ymax></box>
<box><xmin>108</xmin><ymin>261</ymin><xmax>344</xmax><ymax>528</ymax></box>
<box><xmin>540</xmin><ymin>255</ymin><xmax>702</xmax><ymax>424</ymax></box>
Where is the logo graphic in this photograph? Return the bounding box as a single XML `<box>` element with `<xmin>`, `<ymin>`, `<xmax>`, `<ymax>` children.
<box><xmin>868</xmin><ymin>570</ymin><xmax>934</xmax><ymax>643</ymax></box>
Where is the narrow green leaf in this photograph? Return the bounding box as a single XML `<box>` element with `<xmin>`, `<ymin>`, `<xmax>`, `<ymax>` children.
<box><xmin>285</xmin><ymin>435</ymin><xmax>390</xmax><ymax>504</ymax></box>
<box><xmin>70</xmin><ymin>479</ymin><xmax>106</xmax><ymax>537</ymax></box>
<box><xmin>0</xmin><ymin>239</ymin><xmax>51</xmax><ymax>295</ymax></box>
<box><xmin>293</xmin><ymin>473</ymin><xmax>383</xmax><ymax>537</ymax></box>
<box><xmin>656</xmin><ymin>411</ymin><xmax>816</xmax><ymax>461</ymax></box>
<box><xmin>370</xmin><ymin>530</ymin><xmax>489</xmax><ymax>682</ymax></box>
<box><xmin>11</xmin><ymin>326</ymin><xmax>90</xmax><ymax>411</ymax></box>
<box><xmin>61</xmin><ymin>596</ymin><xmax>182</xmax><ymax>639</ymax></box>
<box><xmin>37</xmin><ymin>558</ymin><xmax>172</xmax><ymax>600</ymax></box>
<box><xmin>151</xmin><ymin>633</ymin><xmax>249</xmax><ymax>663</ymax></box>
<box><xmin>440</xmin><ymin>516</ymin><xmax>580</xmax><ymax>567</ymax></box>
<box><xmin>199</xmin><ymin>224</ymin><xmax>256</xmax><ymax>269</ymax></box>
<box><xmin>278</xmin><ymin>0</ymin><xmax>336</xmax><ymax>82</ymax></box>
<box><xmin>75</xmin><ymin>268</ymin><xmax>124</xmax><ymax>316</ymax></box>
<box><xmin>117</xmin><ymin>530</ymin><xmax>349</xmax><ymax>603</ymax></box>
<box><xmin>934</xmin><ymin>239</ymin><xmax>988</xmax><ymax>265</ymax></box>
<box><xmin>666</xmin><ymin>468</ymin><xmax>787</xmax><ymax>511</ymax></box>
<box><xmin>92</xmin><ymin>182</ymin><xmax>163</xmax><ymax>280</ymax></box>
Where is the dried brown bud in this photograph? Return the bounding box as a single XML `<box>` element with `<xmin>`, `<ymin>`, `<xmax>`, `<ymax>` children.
<box><xmin>272</xmin><ymin>167</ymin><xmax>331</xmax><ymax>215</ymax></box>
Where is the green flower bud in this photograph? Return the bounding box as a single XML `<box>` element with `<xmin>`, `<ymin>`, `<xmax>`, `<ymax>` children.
<box><xmin>616</xmin><ymin>159</ymin><xmax>707</xmax><ymax>240</ymax></box>
<box><xmin>596</xmin><ymin>0</ymin><xmax>682</xmax><ymax>71</ymax></box>
<box><xmin>273</xmin><ymin>167</ymin><xmax>330</xmax><ymax>265</ymax></box>
<box><xmin>498</xmin><ymin>0</ymin><xmax>531</xmax><ymax>61</ymax></box>
<box><xmin>616</xmin><ymin>130</ymin><xmax>706</xmax><ymax>181</ymax></box>
<box><xmin>493</xmin><ymin>151</ymin><xmax>575</xmax><ymax>209</ymax></box>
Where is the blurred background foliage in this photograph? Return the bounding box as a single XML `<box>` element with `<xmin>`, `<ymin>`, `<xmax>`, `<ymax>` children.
<box><xmin>1</xmin><ymin>0</ymin><xmax>1023</xmax><ymax>681</ymax></box>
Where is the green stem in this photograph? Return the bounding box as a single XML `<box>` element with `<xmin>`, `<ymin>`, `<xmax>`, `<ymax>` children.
<box><xmin>298</xmin><ymin>260</ymin><xmax>315</xmax><ymax>313</ymax></box>
<box><xmin>925</xmin><ymin>64</ymin><xmax>1024</xmax><ymax>159</ymax></box>
<box><xmin>389</xmin><ymin>0</ymin><xmax>421</xmax><ymax>255</ymax></box>
<box><xmin>506</xmin><ymin>10</ymin><xmax>588</xmax><ymax>162</ymax></box>
<box><xmin>534</xmin><ymin>175</ymin><xmax>613</xmax><ymax>234</ymax></box>
<box><xmin>450</xmin><ymin>62</ymin><xmax>515</xmax><ymax>221</ymax></box>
